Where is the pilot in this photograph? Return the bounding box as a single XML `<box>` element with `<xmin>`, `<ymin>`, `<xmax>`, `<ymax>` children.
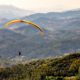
<box><xmin>19</xmin><ymin>51</ymin><xmax>21</xmax><ymax>56</ymax></box>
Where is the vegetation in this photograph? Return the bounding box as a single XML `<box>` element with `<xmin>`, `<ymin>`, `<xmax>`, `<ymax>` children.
<box><xmin>0</xmin><ymin>53</ymin><xmax>80</xmax><ymax>80</ymax></box>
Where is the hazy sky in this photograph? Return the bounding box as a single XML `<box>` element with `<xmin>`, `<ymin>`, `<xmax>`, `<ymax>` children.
<box><xmin>0</xmin><ymin>0</ymin><xmax>80</xmax><ymax>12</ymax></box>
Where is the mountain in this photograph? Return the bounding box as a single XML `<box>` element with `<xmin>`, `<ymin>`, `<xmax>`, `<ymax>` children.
<box><xmin>0</xmin><ymin>9</ymin><xmax>80</xmax><ymax>58</ymax></box>
<box><xmin>22</xmin><ymin>9</ymin><xmax>80</xmax><ymax>30</ymax></box>
<box><xmin>0</xmin><ymin>5</ymin><xmax>35</xmax><ymax>19</ymax></box>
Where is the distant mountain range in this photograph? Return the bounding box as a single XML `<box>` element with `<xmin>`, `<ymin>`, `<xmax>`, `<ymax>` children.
<box><xmin>0</xmin><ymin>7</ymin><xmax>80</xmax><ymax>58</ymax></box>
<box><xmin>0</xmin><ymin>5</ymin><xmax>35</xmax><ymax>19</ymax></box>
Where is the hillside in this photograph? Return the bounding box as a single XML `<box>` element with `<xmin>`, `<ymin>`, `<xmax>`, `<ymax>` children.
<box><xmin>1</xmin><ymin>9</ymin><xmax>80</xmax><ymax>58</ymax></box>
<box><xmin>0</xmin><ymin>53</ymin><xmax>80</xmax><ymax>80</ymax></box>
<box><xmin>0</xmin><ymin>5</ymin><xmax>34</xmax><ymax>19</ymax></box>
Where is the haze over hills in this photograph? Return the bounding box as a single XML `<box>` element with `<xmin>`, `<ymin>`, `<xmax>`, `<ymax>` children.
<box><xmin>0</xmin><ymin>5</ymin><xmax>35</xmax><ymax>19</ymax></box>
<box><xmin>0</xmin><ymin>7</ymin><xmax>80</xmax><ymax>58</ymax></box>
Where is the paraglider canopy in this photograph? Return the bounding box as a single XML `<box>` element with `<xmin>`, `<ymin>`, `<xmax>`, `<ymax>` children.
<box><xmin>4</xmin><ymin>20</ymin><xmax>44</xmax><ymax>35</ymax></box>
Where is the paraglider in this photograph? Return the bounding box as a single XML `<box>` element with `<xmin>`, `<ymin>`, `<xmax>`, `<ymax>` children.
<box><xmin>4</xmin><ymin>20</ymin><xmax>44</xmax><ymax>35</ymax></box>
<box><xmin>4</xmin><ymin>19</ymin><xmax>45</xmax><ymax>57</ymax></box>
<box><xmin>19</xmin><ymin>51</ymin><xmax>21</xmax><ymax>56</ymax></box>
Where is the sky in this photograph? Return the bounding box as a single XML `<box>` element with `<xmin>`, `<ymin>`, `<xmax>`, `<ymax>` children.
<box><xmin>0</xmin><ymin>0</ymin><xmax>80</xmax><ymax>12</ymax></box>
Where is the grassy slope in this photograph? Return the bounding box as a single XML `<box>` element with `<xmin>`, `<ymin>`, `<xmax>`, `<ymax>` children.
<box><xmin>0</xmin><ymin>53</ymin><xmax>80</xmax><ymax>80</ymax></box>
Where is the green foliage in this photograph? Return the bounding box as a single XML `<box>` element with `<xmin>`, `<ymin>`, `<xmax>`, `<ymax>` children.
<box><xmin>69</xmin><ymin>59</ymin><xmax>80</xmax><ymax>74</ymax></box>
<box><xmin>64</xmin><ymin>76</ymin><xmax>78</xmax><ymax>80</ymax></box>
<box><xmin>76</xmin><ymin>67</ymin><xmax>80</xmax><ymax>80</ymax></box>
<box><xmin>45</xmin><ymin>76</ymin><xmax>63</xmax><ymax>80</ymax></box>
<box><xmin>0</xmin><ymin>53</ymin><xmax>80</xmax><ymax>80</ymax></box>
